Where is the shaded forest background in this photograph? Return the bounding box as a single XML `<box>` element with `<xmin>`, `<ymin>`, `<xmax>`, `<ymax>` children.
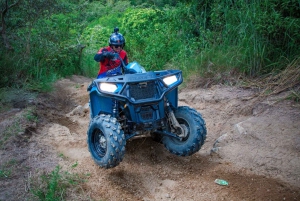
<box><xmin>0</xmin><ymin>0</ymin><xmax>299</xmax><ymax>92</ymax></box>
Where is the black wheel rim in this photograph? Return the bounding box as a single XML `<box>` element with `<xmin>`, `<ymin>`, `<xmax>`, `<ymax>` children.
<box><xmin>92</xmin><ymin>129</ymin><xmax>107</xmax><ymax>157</ymax></box>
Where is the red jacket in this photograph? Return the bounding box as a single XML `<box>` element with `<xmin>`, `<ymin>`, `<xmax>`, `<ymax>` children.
<box><xmin>95</xmin><ymin>46</ymin><xmax>128</xmax><ymax>77</ymax></box>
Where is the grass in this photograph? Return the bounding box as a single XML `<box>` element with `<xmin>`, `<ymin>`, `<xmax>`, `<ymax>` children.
<box><xmin>0</xmin><ymin>169</ymin><xmax>11</xmax><ymax>178</ymax></box>
<box><xmin>287</xmin><ymin>90</ymin><xmax>300</xmax><ymax>103</ymax></box>
<box><xmin>25</xmin><ymin>107</ymin><xmax>39</xmax><ymax>122</ymax></box>
<box><xmin>0</xmin><ymin>118</ymin><xmax>23</xmax><ymax>149</ymax></box>
<box><xmin>58</xmin><ymin>153</ymin><xmax>67</xmax><ymax>159</ymax></box>
<box><xmin>75</xmin><ymin>83</ymin><xmax>81</xmax><ymax>89</ymax></box>
<box><xmin>30</xmin><ymin>165</ymin><xmax>88</xmax><ymax>201</ymax></box>
<box><xmin>244</xmin><ymin>58</ymin><xmax>300</xmax><ymax>98</ymax></box>
<box><xmin>0</xmin><ymin>159</ymin><xmax>17</xmax><ymax>179</ymax></box>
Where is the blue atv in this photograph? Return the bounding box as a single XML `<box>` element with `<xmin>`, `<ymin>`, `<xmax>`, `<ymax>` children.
<box><xmin>87</xmin><ymin>61</ymin><xmax>207</xmax><ymax>168</ymax></box>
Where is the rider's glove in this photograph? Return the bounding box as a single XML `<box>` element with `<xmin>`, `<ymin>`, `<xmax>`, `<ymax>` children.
<box><xmin>105</xmin><ymin>52</ymin><xmax>118</xmax><ymax>59</ymax></box>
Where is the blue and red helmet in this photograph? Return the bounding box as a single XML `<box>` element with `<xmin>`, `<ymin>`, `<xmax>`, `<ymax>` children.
<box><xmin>109</xmin><ymin>27</ymin><xmax>125</xmax><ymax>47</ymax></box>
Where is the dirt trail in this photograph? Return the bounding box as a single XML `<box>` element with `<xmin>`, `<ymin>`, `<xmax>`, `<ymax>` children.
<box><xmin>0</xmin><ymin>75</ymin><xmax>299</xmax><ymax>201</ymax></box>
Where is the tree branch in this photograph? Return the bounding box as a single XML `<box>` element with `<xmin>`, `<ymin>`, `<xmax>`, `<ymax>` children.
<box><xmin>8</xmin><ymin>0</ymin><xmax>20</xmax><ymax>9</ymax></box>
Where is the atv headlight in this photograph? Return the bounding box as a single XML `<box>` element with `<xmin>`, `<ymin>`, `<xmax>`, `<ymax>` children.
<box><xmin>98</xmin><ymin>83</ymin><xmax>118</xmax><ymax>93</ymax></box>
<box><xmin>163</xmin><ymin>75</ymin><xmax>178</xmax><ymax>86</ymax></box>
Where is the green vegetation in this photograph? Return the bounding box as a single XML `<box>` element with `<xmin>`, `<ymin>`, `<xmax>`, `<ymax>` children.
<box><xmin>25</xmin><ymin>107</ymin><xmax>38</xmax><ymax>122</ymax></box>
<box><xmin>0</xmin><ymin>0</ymin><xmax>299</xmax><ymax>91</ymax></box>
<box><xmin>0</xmin><ymin>169</ymin><xmax>11</xmax><ymax>178</ymax></box>
<box><xmin>31</xmin><ymin>165</ymin><xmax>87</xmax><ymax>201</ymax></box>
<box><xmin>58</xmin><ymin>153</ymin><xmax>66</xmax><ymax>159</ymax></box>
<box><xmin>0</xmin><ymin>159</ymin><xmax>17</xmax><ymax>179</ymax></box>
<box><xmin>0</xmin><ymin>116</ymin><xmax>23</xmax><ymax>149</ymax></box>
<box><xmin>287</xmin><ymin>90</ymin><xmax>300</xmax><ymax>102</ymax></box>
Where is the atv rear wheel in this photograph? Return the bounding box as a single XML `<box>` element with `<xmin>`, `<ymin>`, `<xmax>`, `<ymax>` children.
<box><xmin>87</xmin><ymin>114</ymin><xmax>126</xmax><ymax>168</ymax></box>
<box><xmin>163</xmin><ymin>106</ymin><xmax>206</xmax><ymax>156</ymax></box>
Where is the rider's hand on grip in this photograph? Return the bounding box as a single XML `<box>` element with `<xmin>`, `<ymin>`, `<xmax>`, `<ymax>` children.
<box><xmin>105</xmin><ymin>52</ymin><xmax>117</xmax><ymax>59</ymax></box>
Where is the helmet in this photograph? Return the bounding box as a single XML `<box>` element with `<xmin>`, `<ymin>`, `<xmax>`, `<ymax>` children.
<box><xmin>109</xmin><ymin>27</ymin><xmax>125</xmax><ymax>47</ymax></box>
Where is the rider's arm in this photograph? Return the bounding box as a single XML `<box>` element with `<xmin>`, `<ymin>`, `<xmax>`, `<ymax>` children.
<box><xmin>94</xmin><ymin>52</ymin><xmax>106</xmax><ymax>62</ymax></box>
<box><xmin>95</xmin><ymin>49</ymin><xmax>117</xmax><ymax>62</ymax></box>
<box><xmin>94</xmin><ymin>53</ymin><xmax>105</xmax><ymax>62</ymax></box>
<box><xmin>94</xmin><ymin>48</ymin><xmax>110</xmax><ymax>62</ymax></box>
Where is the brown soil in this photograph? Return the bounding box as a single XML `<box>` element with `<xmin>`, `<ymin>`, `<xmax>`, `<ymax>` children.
<box><xmin>0</xmin><ymin>75</ymin><xmax>299</xmax><ymax>201</ymax></box>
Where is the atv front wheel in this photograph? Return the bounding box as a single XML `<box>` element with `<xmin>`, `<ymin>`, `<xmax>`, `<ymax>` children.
<box><xmin>163</xmin><ymin>106</ymin><xmax>207</xmax><ymax>156</ymax></box>
<box><xmin>87</xmin><ymin>114</ymin><xmax>126</xmax><ymax>168</ymax></box>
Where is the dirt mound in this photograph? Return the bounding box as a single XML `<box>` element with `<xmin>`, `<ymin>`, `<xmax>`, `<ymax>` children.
<box><xmin>0</xmin><ymin>75</ymin><xmax>299</xmax><ymax>201</ymax></box>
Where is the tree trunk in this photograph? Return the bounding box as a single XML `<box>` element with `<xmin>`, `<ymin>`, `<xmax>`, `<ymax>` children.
<box><xmin>0</xmin><ymin>0</ymin><xmax>21</xmax><ymax>50</ymax></box>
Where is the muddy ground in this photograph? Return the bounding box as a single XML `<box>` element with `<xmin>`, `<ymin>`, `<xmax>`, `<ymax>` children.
<box><xmin>0</xmin><ymin>75</ymin><xmax>299</xmax><ymax>201</ymax></box>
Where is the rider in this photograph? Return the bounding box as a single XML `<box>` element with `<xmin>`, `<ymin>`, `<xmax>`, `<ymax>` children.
<box><xmin>94</xmin><ymin>27</ymin><xmax>128</xmax><ymax>78</ymax></box>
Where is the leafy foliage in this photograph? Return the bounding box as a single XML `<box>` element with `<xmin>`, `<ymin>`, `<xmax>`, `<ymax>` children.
<box><xmin>0</xmin><ymin>0</ymin><xmax>299</xmax><ymax>90</ymax></box>
<box><xmin>1</xmin><ymin>0</ymin><xmax>92</xmax><ymax>90</ymax></box>
<box><xmin>122</xmin><ymin>8</ymin><xmax>166</xmax><ymax>70</ymax></box>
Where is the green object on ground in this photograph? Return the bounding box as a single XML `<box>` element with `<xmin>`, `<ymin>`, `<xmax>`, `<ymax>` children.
<box><xmin>214</xmin><ymin>179</ymin><xmax>229</xmax><ymax>186</ymax></box>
